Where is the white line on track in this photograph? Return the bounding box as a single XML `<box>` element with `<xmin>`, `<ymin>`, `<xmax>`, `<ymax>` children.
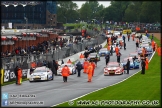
<box><xmin>51</xmin><ymin>51</ymin><xmax>156</xmax><ymax>107</ymax></box>
<box><xmin>6</xmin><ymin>88</ymin><xmax>101</xmax><ymax>93</ymax></box>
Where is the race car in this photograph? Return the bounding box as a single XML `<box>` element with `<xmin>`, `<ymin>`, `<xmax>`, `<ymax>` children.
<box><xmin>135</xmin><ymin>33</ymin><xmax>141</xmax><ymax>38</ymax></box>
<box><xmin>99</xmin><ymin>48</ymin><xmax>110</xmax><ymax>56</ymax></box>
<box><xmin>139</xmin><ymin>43</ymin><xmax>153</xmax><ymax>56</ymax></box>
<box><xmin>57</xmin><ymin>63</ymin><xmax>76</xmax><ymax>75</ymax></box>
<box><xmin>87</xmin><ymin>46</ymin><xmax>96</xmax><ymax>53</ymax></box>
<box><xmin>113</xmin><ymin>31</ymin><xmax>120</xmax><ymax>36</ymax></box>
<box><xmin>129</xmin><ymin>52</ymin><xmax>141</xmax><ymax>62</ymax></box>
<box><xmin>104</xmin><ymin>62</ymin><xmax>125</xmax><ymax>76</ymax></box>
<box><xmin>116</xmin><ymin>37</ymin><xmax>124</xmax><ymax>44</ymax></box>
<box><xmin>88</xmin><ymin>53</ymin><xmax>100</xmax><ymax>61</ymax></box>
<box><xmin>74</xmin><ymin>58</ymin><xmax>84</xmax><ymax>69</ymax></box>
<box><xmin>121</xmin><ymin>57</ymin><xmax>140</xmax><ymax>70</ymax></box>
<box><xmin>29</xmin><ymin>66</ymin><xmax>53</xmax><ymax>82</ymax></box>
<box><xmin>111</xmin><ymin>44</ymin><xmax>120</xmax><ymax>52</ymax></box>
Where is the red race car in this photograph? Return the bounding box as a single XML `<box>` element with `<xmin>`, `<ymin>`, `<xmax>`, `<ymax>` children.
<box><xmin>104</xmin><ymin>62</ymin><xmax>125</xmax><ymax>76</ymax></box>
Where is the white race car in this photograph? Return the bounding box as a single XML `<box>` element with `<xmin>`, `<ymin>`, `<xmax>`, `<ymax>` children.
<box><xmin>57</xmin><ymin>63</ymin><xmax>76</xmax><ymax>75</ymax></box>
<box><xmin>29</xmin><ymin>66</ymin><xmax>53</xmax><ymax>82</ymax></box>
<box><xmin>135</xmin><ymin>33</ymin><xmax>141</xmax><ymax>38</ymax></box>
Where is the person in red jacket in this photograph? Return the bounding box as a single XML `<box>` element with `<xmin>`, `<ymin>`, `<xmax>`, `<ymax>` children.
<box><xmin>61</xmin><ymin>65</ymin><xmax>70</xmax><ymax>82</ymax></box>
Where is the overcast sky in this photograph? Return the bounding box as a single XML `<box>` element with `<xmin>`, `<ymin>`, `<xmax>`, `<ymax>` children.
<box><xmin>72</xmin><ymin>1</ymin><xmax>111</xmax><ymax>9</ymax></box>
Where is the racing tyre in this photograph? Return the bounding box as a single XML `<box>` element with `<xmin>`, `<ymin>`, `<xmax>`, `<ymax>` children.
<box><xmin>29</xmin><ymin>81</ymin><xmax>33</xmax><ymax>83</ymax></box>
<box><xmin>47</xmin><ymin>75</ymin><xmax>49</xmax><ymax>81</ymax></box>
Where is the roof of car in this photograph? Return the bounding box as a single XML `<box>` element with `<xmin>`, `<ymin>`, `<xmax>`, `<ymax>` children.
<box><xmin>35</xmin><ymin>66</ymin><xmax>47</xmax><ymax>70</ymax></box>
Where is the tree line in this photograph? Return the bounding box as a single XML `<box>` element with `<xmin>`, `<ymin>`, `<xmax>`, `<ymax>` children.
<box><xmin>56</xmin><ymin>1</ymin><xmax>161</xmax><ymax>24</ymax></box>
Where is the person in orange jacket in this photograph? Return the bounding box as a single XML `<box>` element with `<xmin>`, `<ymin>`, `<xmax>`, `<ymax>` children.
<box><xmin>87</xmin><ymin>61</ymin><xmax>93</xmax><ymax>82</ymax></box>
<box><xmin>83</xmin><ymin>59</ymin><xmax>89</xmax><ymax>73</ymax></box>
<box><xmin>91</xmin><ymin>61</ymin><xmax>96</xmax><ymax>76</ymax></box>
<box><xmin>119</xmin><ymin>40</ymin><xmax>123</xmax><ymax>49</ymax></box>
<box><xmin>145</xmin><ymin>57</ymin><xmax>149</xmax><ymax>70</ymax></box>
<box><xmin>151</xmin><ymin>40</ymin><xmax>155</xmax><ymax>49</ymax></box>
<box><xmin>107</xmin><ymin>44</ymin><xmax>110</xmax><ymax>51</ymax></box>
<box><xmin>155</xmin><ymin>43</ymin><xmax>158</xmax><ymax>52</ymax></box>
<box><xmin>61</xmin><ymin>65</ymin><xmax>70</xmax><ymax>82</ymax></box>
<box><xmin>80</xmin><ymin>53</ymin><xmax>84</xmax><ymax>58</ymax></box>
<box><xmin>142</xmin><ymin>47</ymin><xmax>146</xmax><ymax>57</ymax></box>
<box><xmin>108</xmin><ymin>40</ymin><xmax>111</xmax><ymax>45</ymax></box>
<box><xmin>17</xmin><ymin>68</ymin><xmax>22</xmax><ymax>85</ymax></box>
<box><xmin>115</xmin><ymin>46</ymin><xmax>119</xmax><ymax>56</ymax></box>
<box><xmin>157</xmin><ymin>47</ymin><xmax>161</xmax><ymax>56</ymax></box>
<box><xmin>67</xmin><ymin>59</ymin><xmax>72</xmax><ymax>64</ymax></box>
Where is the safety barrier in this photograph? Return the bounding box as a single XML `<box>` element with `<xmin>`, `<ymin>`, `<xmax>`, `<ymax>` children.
<box><xmin>1</xmin><ymin>29</ymin><xmax>107</xmax><ymax>84</ymax></box>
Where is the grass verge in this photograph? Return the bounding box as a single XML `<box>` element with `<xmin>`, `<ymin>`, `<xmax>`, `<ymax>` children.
<box><xmin>1</xmin><ymin>78</ymin><xmax>28</xmax><ymax>86</ymax></box>
<box><xmin>56</xmin><ymin>37</ymin><xmax>161</xmax><ymax>107</ymax></box>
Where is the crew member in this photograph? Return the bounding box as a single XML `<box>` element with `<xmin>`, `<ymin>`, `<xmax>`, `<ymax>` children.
<box><xmin>141</xmin><ymin>59</ymin><xmax>146</xmax><ymax>74</ymax></box>
<box><xmin>107</xmin><ymin>44</ymin><xmax>110</xmax><ymax>51</ymax></box>
<box><xmin>87</xmin><ymin>61</ymin><xmax>93</xmax><ymax>82</ymax></box>
<box><xmin>145</xmin><ymin>57</ymin><xmax>149</xmax><ymax>70</ymax></box>
<box><xmin>17</xmin><ymin>67</ymin><xmax>22</xmax><ymax>85</ymax></box>
<box><xmin>61</xmin><ymin>65</ymin><xmax>70</xmax><ymax>82</ymax></box>
<box><xmin>14</xmin><ymin>66</ymin><xmax>18</xmax><ymax>84</ymax></box>
<box><xmin>157</xmin><ymin>47</ymin><xmax>161</xmax><ymax>56</ymax></box>
<box><xmin>91</xmin><ymin>61</ymin><xmax>96</xmax><ymax>76</ymax></box>
<box><xmin>80</xmin><ymin>53</ymin><xmax>84</xmax><ymax>58</ymax></box>
<box><xmin>124</xmin><ymin>42</ymin><xmax>126</xmax><ymax>50</ymax></box>
<box><xmin>115</xmin><ymin>45</ymin><xmax>119</xmax><ymax>56</ymax></box>
<box><xmin>117</xmin><ymin>52</ymin><xmax>121</xmax><ymax>63</ymax></box>
<box><xmin>83</xmin><ymin>59</ymin><xmax>89</xmax><ymax>73</ymax></box>
<box><xmin>76</xmin><ymin>61</ymin><xmax>82</xmax><ymax>77</ymax></box>
<box><xmin>126</xmin><ymin>59</ymin><xmax>130</xmax><ymax>74</ymax></box>
<box><xmin>67</xmin><ymin>59</ymin><xmax>72</xmax><ymax>64</ymax></box>
<box><xmin>105</xmin><ymin>54</ymin><xmax>110</xmax><ymax>65</ymax></box>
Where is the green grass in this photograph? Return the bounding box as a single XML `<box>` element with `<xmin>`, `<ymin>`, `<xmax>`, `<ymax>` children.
<box><xmin>56</xmin><ymin>36</ymin><xmax>161</xmax><ymax>107</ymax></box>
<box><xmin>1</xmin><ymin>78</ymin><xmax>28</xmax><ymax>86</ymax></box>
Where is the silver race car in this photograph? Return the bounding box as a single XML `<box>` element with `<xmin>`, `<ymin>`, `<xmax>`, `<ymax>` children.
<box><xmin>57</xmin><ymin>63</ymin><xmax>76</xmax><ymax>75</ymax></box>
<box><xmin>29</xmin><ymin>66</ymin><xmax>53</xmax><ymax>82</ymax></box>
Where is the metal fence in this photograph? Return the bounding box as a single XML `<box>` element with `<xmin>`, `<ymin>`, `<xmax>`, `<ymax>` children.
<box><xmin>1</xmin><ymin>29</ymin><xmax>106</xmax><ymax>70</ymax></box>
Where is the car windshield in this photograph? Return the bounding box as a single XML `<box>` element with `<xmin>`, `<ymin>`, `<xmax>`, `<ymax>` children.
<box><xmin>34</xmin><ymin>69</ymin><xmax>46</xmax><ymax>73</ymax></box>
<box><xmin>90</xmin><ymin>53</ymin><xmax>97</xmax><ymax>56</ymax></box>
<box><xmin>100</xmin><ymin>49</ymin><xmax>107</xmax><ymax>51</ymax></box>
<box><xmin>107</xmin><ymin>63</ymin><xmax>119</xmax><ymax>67</ymax></box>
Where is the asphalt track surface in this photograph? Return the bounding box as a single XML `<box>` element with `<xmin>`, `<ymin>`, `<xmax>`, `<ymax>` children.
<box><xmin>2</xmin><ymin>35</ymin><xmax>152</xmax><ymax>107</ymax></box>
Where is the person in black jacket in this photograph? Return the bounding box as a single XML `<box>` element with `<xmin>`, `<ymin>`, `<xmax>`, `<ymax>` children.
<box><xmin>14</xmin><ymin>66</ymin><xmax>19</xmax><ymax>84</ymax></box>
<box><xmin>126</xmin><ymin>59</ymin><xmax>130</xmax><ymax>74</ymax></box>
<box><xmin>124</xmin><ymin>42</ymin><xmax>126</xmax><ymax>50</ymax></box>
<box><xmin>76</xmin><ymin>61</ymin><xmax>82</xmax><ymax>77</ymax></box>
<box><xmin>117</xmin><ymin>52</ymin><xmax>121</xmax><ymax>63</ymax></box>
<box><xmin>141</xmin><ymin>59</ymin><xmax>146</xmax><ymax>74</ymax></box>
<box><xmin>110</xmin><ymin>46</ymin><xmax>113</xmax><ymax>56</ymax></box>
<box><xmin>53</xmin><ymin>60</ymin><xmax>58</xmax><ymax>75</ymax></box>
<box><xmin>105</xmin><ymin>54</ymin><xmax>110</xmax><ymax>65</ymax></box>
